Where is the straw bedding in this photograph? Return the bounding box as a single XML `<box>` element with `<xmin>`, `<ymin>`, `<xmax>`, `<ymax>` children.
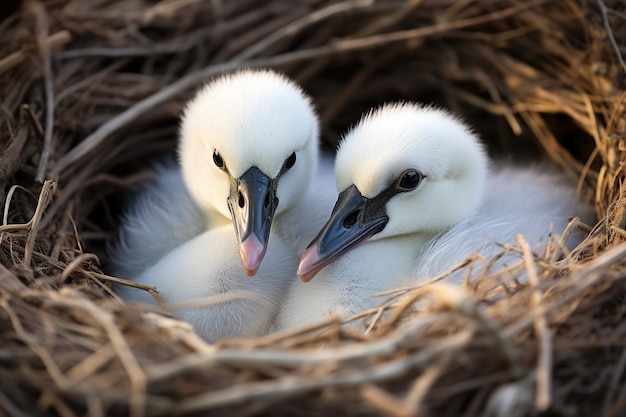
<box><xmin>0</xmin><ymin>0</ymin><xmax>625</xmax><ymax>416</ymax></box>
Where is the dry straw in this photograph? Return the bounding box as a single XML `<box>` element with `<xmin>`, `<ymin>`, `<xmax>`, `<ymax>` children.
<box><xmin>0</xmin><ymin>0</ymin><xmax>625</xmax><ymax>416</ymax></box>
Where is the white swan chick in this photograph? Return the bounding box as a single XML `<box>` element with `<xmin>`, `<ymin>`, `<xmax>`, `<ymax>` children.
<box><xmin>109</xmin><ymin>69</ymin><xmax>321</xmax><ymax>278</ymax></box>
<box><xmin>275</xmin><ymin>103</ymin><xmax>591</xmax><ymax>330</ymax></box>
<box><xmin>109</xmin><ymin>69</ymin><xmax>336</xmax><ymax>341</ymax></box>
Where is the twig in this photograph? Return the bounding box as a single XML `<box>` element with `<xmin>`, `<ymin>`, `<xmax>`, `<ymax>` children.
<box><xmin>92</xmin><ymin>273</ymin><xmax>166</xmax><ymax>306</ymax></box>
<box><xmin>233</xmin><ymin>0</ymin><xmax>375</xmax><ymax>61</ymax></box>
<box><xmin>549</xmin><ymin>217</ymin><xmax>589</xmax><ymax>263</ymax></box>
<box><xmin>23</xmin><ymin>180</ymin><xmax>56</xmax><ymax>267</ymax></box>
<box><xmin>0</xmin><ymin>30</ymin><xmax>71</xmax><ymax>75</ymax></box>
<box><xmin>165</xmin><ymin>291</ymin><xmax>272</xmax><ymax>311</ymax></box>
<box><xmin>142</xmin><ymin>0</ymin><xmax>207</xmax><ymax>23</ymax></box>
<box><xmin>59</xmin><ymin>29</ymin><xmax>208</xmax><ymax>59</ymax></box>
<box><xmin>26</xmin><ymin>0</ymin><xmax>56</xmax><ymax>182</ymax></box>
<box><xmin>58</xmin><ymin>253</ymin><xmax>99</xmax><ymax>283</ymax></box>
<box><xmin>517</xmin><ymin>235</ymin><xmax>551</xmax><ymax>412</ymax></box>
<box><xmin>248</xmin><ymin>313</ymin><xmax>342</xmax><ymax>347</ymax></box>
<box><xmin>90</xmin><ymin>273</ymin><xmax>158</xmax><ymax>293</ymax></box>
<box><xmin>2</xmin><ymin>184</ymin><xmax>37</xmax><ymax>232</ymax></box>
<box><xmin>65</xmin><ymin>342</ymin><xmax>115</xmax><ymax>385</ymax></box>
<box><xmin>361</xmin><ymin>384</ymin><xmax>409</xmax><ymax>417</ymax></box>
<box><xmin>596</xmin><ymin>0</ymin><xmax>626</xmax><ymax>75</ymax></box>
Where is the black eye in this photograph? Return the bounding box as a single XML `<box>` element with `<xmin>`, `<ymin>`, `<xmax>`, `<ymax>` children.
<box><xmin>395</xmin><ymin>169</ymin><xmax>423</xmax><ymax>191</ymax></box>
<box><xmin>284</xmin><ymin>152</ymin><xmax>296</xmax><ymax>170</ymax></box>
<box><xmin>213</xmin><ymin>150</ymin><xmax>224</xmax><ymax>168</ymax></box>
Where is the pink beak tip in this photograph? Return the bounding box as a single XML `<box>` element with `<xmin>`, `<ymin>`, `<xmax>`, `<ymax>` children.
<box><xmin>297</xmin><ymin>245</ymin><xmax>322</xmax><ymax>282</ymax></box>
<box><xmin>240</xmin><ymin>234</ymin><xmax>266</xmax><ymax>276</ymax></box>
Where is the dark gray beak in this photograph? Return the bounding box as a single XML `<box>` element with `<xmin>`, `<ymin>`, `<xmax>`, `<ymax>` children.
<box><xmin>297</xmin><ymin>185</ymin><xmax>389</xmax><ymax>282</ymax></box>
<box><xmin>228</xmin><ymin>166</ymin><xmax>279</xmax><ymax>276</ymax></box>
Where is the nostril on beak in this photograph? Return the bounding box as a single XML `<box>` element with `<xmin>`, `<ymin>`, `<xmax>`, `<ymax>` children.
<box><xmin>342</xmin><ymin>209</ymin><xmax>359</xmax><ymax>228</ymax></box>
<box><xmin>238</xmin><ymin>191</ymin><xmax>245</xmax><ymax>208</ymax></box>
<box><xmin>264</xmin><ymin>190</ymin><xmax>271</xmax><ymax>210</ymax></box>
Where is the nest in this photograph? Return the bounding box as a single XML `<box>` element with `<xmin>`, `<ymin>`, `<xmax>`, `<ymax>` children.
<box><xmin>1</xmin><ymin>0</ymin><xmax>625</xmax><ymax>415</ymax></box>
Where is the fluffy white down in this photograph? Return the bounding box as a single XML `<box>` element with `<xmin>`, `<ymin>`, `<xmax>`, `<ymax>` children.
<box><xmin>116</xmin><ymin>225</ymin><xmax>297</xmax><ymax>342</ymax></box>
<box><xmin>273</xmin><ymin>149</ymin><xmax>336</xmax><ymax>254</ymax></box>
<box><xmin>274</xmin><ymin>103</ymin><xmax>593</xmax><ymax>331</ymax></box>
<box><xmin>107</xmin><ymin>158</ymin><xmax>209</xmax><ymax>279</ymax></box>
<box><xmin>413</xmin><ymin>163</ymin><xmax>590</xmax><ymax>282</ymax></box>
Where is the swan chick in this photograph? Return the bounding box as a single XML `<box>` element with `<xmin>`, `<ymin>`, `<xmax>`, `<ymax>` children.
<box><xmin>275</xmin><ymin>103</ymin><xmax>590</xmax><ymax>330</ymax></box>
<box><xmin>110</xmin><ymin>69</ymin><xmax>320</xmax><ymax>277</ymax></box>
<box><xmin>299</xmin><ymin>103</ymin><xmax>487</xmax><ymax>282</ymax></box>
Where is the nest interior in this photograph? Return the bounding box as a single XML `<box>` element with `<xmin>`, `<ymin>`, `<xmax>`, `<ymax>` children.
<box><xmin>1</xmin><ymin>0</ymin><xmax>626</xmax><ymax>416</ymax></box>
